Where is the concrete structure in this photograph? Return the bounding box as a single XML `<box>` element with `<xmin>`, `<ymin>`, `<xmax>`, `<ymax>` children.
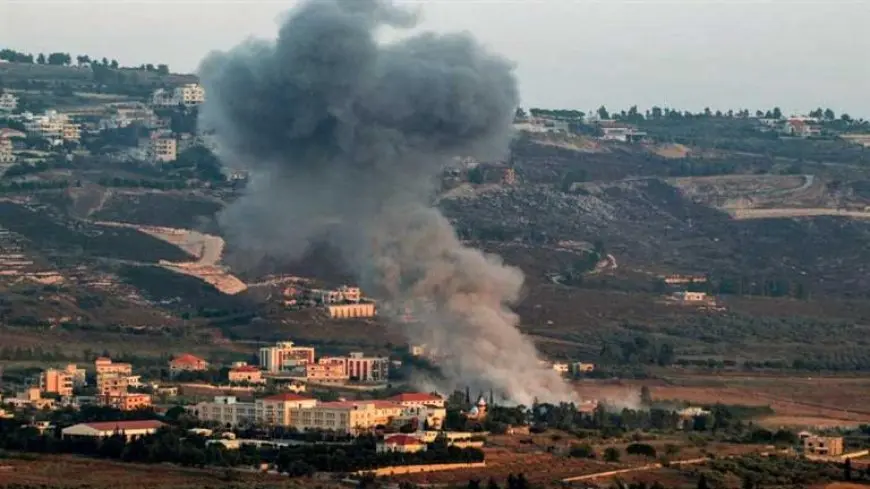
<box><xmin>0</xmin><ymin>135</ymin><xmax>14</xmax><ymax>164</ymax></box>
<box><xmin>64</xmin><ymin>364</ymin><xmax>87</xmax><ymax>387</ymax></box>
<box><xmin>803</xmin><ymin>435</ymin><xmax>844</xmax><ymax>456</ymax></box>
<box><xmin>291</xmin><ymin>400</ymin><xmax>405</xmax><ymax>435</ymax></box>
<box><xmin>22</xmin><ymin>111</ymin><xmax>80</xmax><ymax>142</ymax></box>
<box><xmin>552</xmin><ymin>362</ymin><xmax>570</xmax><ymax>374</ymax></box>
<box><xmin>169</xmin><ymin>353</ymin><xmax>209</xmax><ymax>376</ymax></box>
<box><xmin>344</xmin><ymin>352</ymin><xmax>390</xmax><ymax>383</ymax></box>
<box><xmin>327</xmin><ymin>303</ymin><xmax>375</xmax><ymax>319</ymax></box>
<box><xmin>256</xmin><ymin>393</ymin><xmax>318</xmax><ymax>426</ymax></box>
<box><xmin>377</xmin><ymin>434</ymin><xmax>427</xmax><ymax>453</ymax></box>
<box><xmin>259</xmin><ymin>341</ymin><xmax>316</xmax><ymax>373</ymax></box>
<box><xmin>228</xmin><ymin>365</ymin><xmax>264</xmax><ymax>384</ymax></box>
<box><xmin>102</xmin><ymin>392</ymin><xmax>152</xmax><ymax>411</ymax></box>
<box><xmin>784</xmin><ymin>119</ymin><xmax>822</xmax><ymax>138</ymax></box>
<box><xmin>40</xmin><ymin>368</ymin><xmax>74</xmax><ymax>397</ymax></box>
<box><xmin>320</xmin><ymin>286</ymin><xmax>361</xmax><ymax>304</ymax></box>
<box><xmin>191</xmin><ymin>394</ymin><xmax>317</xmax><ymax>428</ymax></box>
<box><xmin>95</xmin><ymin>357</ymin><xmax>133</xmax><ymax>376</ymax></box>
<box><xmin>0</xmin><ymin>93</ymin><xmax>18</xmax><ymax>112</ymax></box>
<box><xmin>306</xmin><ymin>357</ymin><xmax>350</xmax><ymax>383</ymax></box>
<box><xmin>6</xmin><ymin>387</ymin><xmax>54</xmax><ymax>410</ymax></box>
<box><xmin>61</xmin><ymin>420</ymin><xmax>163</xmax><ymax>441</ymax></box>
<box><xmin>148</xmin><ymin>133</ymin><xmax>177</xmax><ymax>163</ymax></box>
<box><xmin>672</xmin><ymin>291</ymin><xmax>708</xmax><ymax>303</ymax></box>
<box><xmin>572</xmin><ymin>362</ymin><xmax>596</xmax><ymax>374</ymax></box>
<box><xmin>150</xmin><ymin>83</ymin><xmax>205</xmax><ymax>107</ymax></box>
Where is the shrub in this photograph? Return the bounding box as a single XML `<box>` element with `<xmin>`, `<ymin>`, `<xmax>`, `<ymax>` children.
<box><xmin>604</xmin><ymin>447</ymin><xmax>621</xmax><ymax>462</ymax></box>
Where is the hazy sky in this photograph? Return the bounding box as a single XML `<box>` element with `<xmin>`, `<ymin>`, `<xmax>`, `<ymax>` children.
<box><xmin>3</xmin><ymin>0</ymin><xmax>870</xmax><ymax>117</ymax></box>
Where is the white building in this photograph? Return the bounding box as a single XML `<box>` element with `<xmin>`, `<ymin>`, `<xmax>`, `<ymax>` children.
<box><xmin>190</xmin><ymin>394</ymin><xmax>317</xmax><ymax>428</ymax></box>
<box><xmin>150</xmin><ymin>83</ymin><xmax>205</xmax><ymax>107</ymax></box>
<box><xmin>22</xmin><ymin>111</ymin><xmax>80</xmax><ymax>143</ymax></box>
<box><xmin>344</xmin><ymin>352</ymin><xmax>390</xmax><ymax>383</ymax></box>
<box><xmin>61</xmin><ymin>420</ymin><xmax>164</xmax><ymax>441</ymax></box>
<box><xmin>0</xmin><ymin>93</ymin><xmax>18</xmax><ymax>112</ymax></box>
<box><xmin>259</xmin><ymin>341</ymin><xmax>316</xmax><ymax>373</ymax></box>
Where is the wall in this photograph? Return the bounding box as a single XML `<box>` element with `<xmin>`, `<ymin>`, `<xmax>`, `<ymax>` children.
<box><xmin>354</xmin><ymin>462</ymin><xmax>486</xmax><ymax>476</ymax></box>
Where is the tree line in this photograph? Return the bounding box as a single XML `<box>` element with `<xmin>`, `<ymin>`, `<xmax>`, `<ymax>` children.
<box><xmin>0</xmin><ymin>48</ymin><xmax>169</xmax><ymax>74</ymax></box>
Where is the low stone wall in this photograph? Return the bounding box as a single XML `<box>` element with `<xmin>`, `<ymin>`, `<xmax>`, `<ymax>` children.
<box><xmin>354</xmin><ymin>462</ymin><xmax>486</xmax><ymax>476</ymax></box>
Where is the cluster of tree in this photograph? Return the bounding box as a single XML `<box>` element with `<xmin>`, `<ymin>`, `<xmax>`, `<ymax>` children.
<box><xmin>0</xmin><ymin>345</ymin><xmax>73</xmax><ymax>362</ymax></box>
<box><xmin>465</xmin><ymin>473</ymin><xmax>531</xmax><ymax>489</ymax></box>
<box><xmin>598</xmin><ymin>336</ymin><xmax>675</xmax><ymax>367</ymax></box>
<box><xmin>521</xmin><ymin>108</ymin><xmax>585</xmax><ymax>120</ymax></box>
<box><xmin>561</xmin><ymin>240</ymin><xmax>607</xmax><ymax>285</ymax></box>
<box><xmin>165</xmin><ymin>146</ymin><xmax>227</xmax><ymax>182</ymax></box>
<box><xmin>96</xmin><ymin>177</ymin><xmax>190</xmax><ymax>190</ymax></box>
<box><xmin>0</xmin><ymin>179</ymin><xmax>71</xmax><ymax>193</ymax></box>
<box><xmin>1</xmin><ymin>158</ymin><xmax>75</xmax><ymax>178</ymax></box>
<box><xmin>1</xmin><ymin>48</ymin><xmax>175</xmax><ymax>75</ymax></box>
<box><xmin>660</xmin><ymin>275</ymin><xmax>810</xmax><ymax>300</ymax></box>
<box><xmin>707</xmin><ymin>454</ymin><xmax>856</xmax><ymax>489</ymax></box>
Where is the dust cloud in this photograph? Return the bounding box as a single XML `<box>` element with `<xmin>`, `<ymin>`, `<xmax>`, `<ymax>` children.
<box><xmin>199</xmin><ymin>0</ymin><xmax>576</xmax><ymax>405</ymax></box>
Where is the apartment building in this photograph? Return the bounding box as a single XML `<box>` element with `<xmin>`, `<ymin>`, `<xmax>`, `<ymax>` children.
<box><xmin>344</xmin><ymin>352</ymin><xmax>390</xmax><ymax>382</ymax></box>
<box><xmin>327</xmin><ymin>303</ymin><xmax>375</xmax><ymax>319</ymax></box>
<box><xmin>177</xmin><ymin>83</ymin><xmax>205</xmax><ymax>106</ymax></box>
<box><xmin>290</xmin><ymin>401</ymin><xmax>405</xmax><ymax>435</ymax></box>
<box><xmin>148</xmin><ymin>133</ymin><xmax>177</xmax><ymax>163</ymax></box>
<box><xmin>0</xmin><ymin>136</ymin><xmax>14</xmax><ymax>164</ymax></box>
<box><xmin>169</xmin><ymin>353</ymin><xmax>209</xmax><ymax>376</ymax></box>
<box><xmin>102</xmin><ymin>392</ymin><xmax>152</xmax><ymax>411</ymax></box>
<box><xmin>0</xmin><ymin>93</ymin><xmax>19</xmax><ymax>112</ymax></box>
<box><xmin>94</xmin><ymin>357</ymin><xmax>133</xmax><ymax>377</ymax></box>
<box><xmin>40</xmin><ymin>368</ymin><xmax>74</xmax><ymax>397</ymax></box>
<box><xmin>388</xmin><ymin>393</ymin><xmax>447</xmax><ymax>430</ymax></box>
<box><xmin>259</xmin><ymin>341</ymin><xmax>316</xmax><ymax>373</ymax></box>
<box><xmin>306</xmin><ymin>357</ymin><xmax>350</xmax><ymax>383</ymax></box>
<box><xmin>22</xmin><ymin>111</ymin><xmax>80</xmax><ymax>142</ymax></box>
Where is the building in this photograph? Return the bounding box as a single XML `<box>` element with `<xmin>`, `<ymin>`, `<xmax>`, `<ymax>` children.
<box><xmin>290</xmin><ymin>400</ymin><xmax>405</xmax><ymax>435</ymax></box>
<box><xmin>377</xmin><ymin>434</ymin><xmax>427</xmax><ymax>454</ymax></box>
<box><xmin>803</xmin><ymin>435</ymin><xmax>844</xmax><ymax>456</ymax></box>
<box><xmin>552</xmin><ymin>363</ymin><xmax>570</xmax><ymax>374</ymax></box>
<box><xmin>327</xmin><ymin>303</ymin><xmax>376</xmax><ymax>319</ymax></box>
<box><xmin>320</xmin><ymin>286</ymin><xmax>362</xmax><ymax>304</ymax></box>
<box><xmin>784</xmin><ymin>119</ymin><xmax>822</xmax><ymax>138</ymax></box>
<box><xmin>61</xmin><ymin>420</ymin><xmax>164</xmax><ymax>441</ymax></box>
<box><xmin>102</xmin><ymin>392</ymin><xmax>152</xmax><ymax>411</ymax></box>
<box><xmin>408</xmin><ymin>344</ymin><xmax>426</xmax><ymax>357</ymax></box>
<box><xmin>387</xmin><ymin>393</ymin><xmax>446</xmax><ymax>409</ymax></box>
<box><xmin>97</xmin><ymin>374</ymin><xmax>129</xmax><ymax>396</ymax></box>
<box><xmin>95</xmin><ymin>357</ymin><xmax>133</xmax><ymax>376</ymax></box>
<box><xmin>344</xmin><ymin>352</ymin><xmax>389</xmax><ymax>383</ymax></box>
<box><xmin>228</xmin><ymin>365</ymin><xmax>265</xmax><ymax>384</ymax></box>
<box><xmin>63</xmin><ymin>364</ymin><xmax>87</xmax><ymax>387</ymax></box>
<box><xmin>40</xmin><ymin>368</ymin><xmax>74</xmax><ymax>397</ymax></box>
<box><xmin>6</xmin><ymin>387</ymin><xmax>54</xmax><ymax>410</ymax></box>
<box><xmin>255</xmin><ymin>393</ymin><xmax>318</xmax><ymax>426</ymax></box>
<box><xmin>22</xmin><ymin>111</ymin><xmax>80</xmax><ymax>143</ymax></box>
<box><xmin>306</xmin><ymin>357</ymin><xmax>350</xmax><ymax>383</ymax></box>
<box><xmin>169</xmin><ymin>353</ymin><xmax>209</xmax><ymax>376</ymax></box>
<box><xmin>148</xmin><ymin>133</ymin><xmax>177</xmax><ymax>163</ymax></box>
<box><xmin>0</xmin><ymin>93</ymin><xmax>18</xmax><ymax>112</ymax></box>
<box><xmin>672</xmin><ymin>291</ymin><xmax>708</xmax><ymax>303</ymax></box>
<box><xmin>177</xmin><ymin>83</ymin><xmax>205</xmax><ymax>106</ymax></box>
<box><xmin>0</xmin><ymin>135</ymin><xmax>15</xmax><ymax>164</ymax></box>
<box><xmin>572</xmin><ymin>362</ymin><xmax>596</xmax><ymax>374</ymax></box>
<box><xmin>259</xmin><ymin>341</ymin><xmax>316</xmax><ymax>373</ymax></box>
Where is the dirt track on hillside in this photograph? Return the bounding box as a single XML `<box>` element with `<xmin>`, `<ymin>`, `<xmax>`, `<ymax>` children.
<box><xmin>730</xmin><ymin>208</ymin><xmax>870</xmax><ymax>219</ymax></box>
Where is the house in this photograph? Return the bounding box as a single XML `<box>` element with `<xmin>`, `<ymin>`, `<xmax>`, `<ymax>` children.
<box><xmin>377</xmin><ymin>434</ymin><xmax>427</xmax><ymax>454</ymax></box>
<box><xmin>61</xmin><ymin>420</ymin><xmax>164</xmax><ymax>441</ymax></box>
<box><xmin>572</xmin><ymin>362</ymin><xmax>596</xmax><ymax>374</ymax></box>
<box><xmin>672</xmin><ymin>291</ymin><xmax>708</xmax><ymax>303</ymax></box>
<box><xmin>101</xmin><ymin>392</ymin><xmax>152</xmax><ymax>411</ymax></box>
<box><xmin>21</xmin><ymin>110</ymin><xmax>80</xmax><ymax>143</ymax></box>
<box><xmin>148</xmin><ymin>132</ymin><xmax>177</xmax><ymax>163</ymax></box>
<box><xmin>169</xmin><ymin>353</ymin><xmax>209</xmax><ymax>376</ymax></box>
<box><xmin>95</xmin><ymin>357</ymin><xmax>133</xmax><ymax>376</ymax></box>
<box><xmin>784</xmin><ymin>119</ymin><xmax>821</xmax><ymax>138</ymax></box>
<box><xmin>598</xmin><ymin>122</ymin><xmax>647</xmax><ymax>143</ymax></box>
<box><xmin>803</xmin><ymin>435</ymin><xmax>844</xmax><ymax>456</ymax></box>
<box><xmin>228</xmin><ymin>365</ymin><xmax>264</xmax><ymax>384</ymax></box>
<box><xmin>6</xmin><ymin>387</ymin><xmax>54</xmax><ymax>410</ymax></box>
<box><xmin>259</xmin><ymin>341</ymin><xmax>316</xmax><ymax>373</ymax></box>
<box><xmin>552</xmin><ymin>363</ymin><xmax>570</xmax><ymax>374</ymax></box>
<box><xmin>326</xmin><ymin>302</ymin><xmax>376</xmax><ymax>319</ymax></box>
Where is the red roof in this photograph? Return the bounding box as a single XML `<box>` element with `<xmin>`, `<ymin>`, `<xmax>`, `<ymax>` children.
<box><xmin>261</xmin><ymin>393</ymin><xmax>314</xmax><ymax>402</ymax></box>
<box><xmin>170</xmin><ymin>353</ymin><xmax>207</xmax><ymax>366</ymax></box>
<box><xmin>82</xmin><ymin>420</ymin><xmax>164</xmax><ymax>431</ymax></box>
<box><xmin>230</xmin><ymin>365</ymin><xmax>260</xmax><ymax>373</ymax></box>
<box><xmin>388</xmin><ymin>393</ymin><xmax>443</xmax><ymax>403</ymax></box>
<box><xmin>383</xmin><ymin>434</ymin><xmax>424</xmax><ymax>446</ymax></box>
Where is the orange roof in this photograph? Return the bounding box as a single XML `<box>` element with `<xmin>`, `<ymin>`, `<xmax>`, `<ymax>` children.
<box><xmin>262</xmin><ymin>393</ymin><xmax>315</xmax><ymax>402</ymax></box>
<box><xmin>383</xmin><ymin>434</ymin><xmax>424</xmax><ymax>446</ymax></box>
<box><xmin>230</xmin><ymin>365</ymin><xmax>260</xmax><ymax>373</ymax></box>
<box><xmin>388</xmin><ymin>393</ymin><xmax>443</xmax><ymax>403</ymax></box>
<box><xmin>170</xmin><ymin>353</ymin><xmax>207</xmax><ymax>365</ymax></box>
<box><xmin>83</xmin><ymin>420</ymin><xmax>163</xmax><ymax>431</ymax></box>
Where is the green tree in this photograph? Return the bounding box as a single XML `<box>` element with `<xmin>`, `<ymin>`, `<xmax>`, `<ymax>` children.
<box><xmin>157</xmin><ymin>64</ymin><xmax>170</xmax><ymax>75</ymax></box>
<box><xmin>37</xmin><ymin>53</ymin><xmax>46</xmax><ymax>64</ymax></box>
<box><xmin>597</xmin><ymin>105</ymin><xmax>610</xmax><ymax>120</ymax></box>
<box><xmin>772</xmin><ymin>107</ymin><xmax>783</xmax><ymax>119</ymax></box>
<box><xmin>47</xmin><ymin>52</ymin><xmax>71</xmax><ymax>66</ymax></box>
<box><xmin>110</xmin><ymin>59</ymin><xmax>119</xmax><ymax>69</ymax></box>
<box><xmin>604</xmin><ymin>447</ymin><xmax>621</xmax><ymax>462</ymax></box>
<box><xmin>824</xmin><ymin>108</ymin><xmax>836</xmax><ymax>120</ymax></box>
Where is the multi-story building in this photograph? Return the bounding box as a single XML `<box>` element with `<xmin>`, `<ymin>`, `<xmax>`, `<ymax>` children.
<box><xmin>169</xmin><ymin>353</ymin><xmax>209</xmax><ymax>376</ymax></box>
<box><xmin>803</xmin><ymin>435</ymin><xmax>844</xmax><ymax>456</ymax></box>
<box><xmin>148</xmin><ymin>133</ymin><xmax>177</xmax><ymax>163</ymax></box>
<box><xmin>344</xmin><ymin>352</ymin><xmax>389</xmax><ymax>382</ymax></box>
<box><xmin>320</xmin><ymin>286</ymin><xmax>362</xmax><ymax>304</ymax></box>
<box><xmin>0</xmin><ymin>93</ymin><xmax>19</xmax><ymax>112</ymax></box>
<box><xmin>102</xmin><ymin>392</ymin><xmax>152</xmax><ymax>411</ymax></box>
<box><xmin>290</xmin><ymin>401</ymin><xmax>404</xmax><ymax>435</ymax></box>
<box><xmin>97</xmin><ymin>374</ymin><xmax>129</xmax><ymax>396</ymax></box>
<box><xmin>94</xmin><ymin>357</ymin><xmax>133</xmax><ymax>377</ymax></box>
<box><xmin>0</xmin><ymin>136</ymin><xmax>14</xmax><ymax>164</ymax></box>
<box><xmin>177</xmin><ymin>83</ymin><xmax>205</xmax><ymax>106</ymax></box>
<box><xmin>259</xmin><ymin>341</ymin><xmax>316</xmax><ymax>373</ymax></box>
<box><xmin>306</xmin><ymin>357</ymin><xmax>350</xmax><ymax>384</ymax></box>
<box><xmin>326</xmin><ymin>303</ymin><xmax>376</xmax><ymax>319</ymax></box>
<box><xmin>191</xmin><ymin>394</ymin><xmax>317</xmax><ymax>428</ymax></box>
<box><xmin>22</xmin><ymin>111</ymin><xmax>80</xmax><ymax>142</ymax></box>
<box><xmin>387</xmin><ymin>392</ymin><xmax>446</xmax><ymax>409</ymax></box>
<box><xmin>255</xmin><ymin>393</ymin><xmax>318</xmax><ymax>426</ymax></box>
<box><xmin>388</xmin><ymin>393</ymin><xmax>447</xmax><ymax>430</ymax></box>
<box><xmin>40</xmin><ymin>368</ymin><xmax>74</xmax><ymax>397</ymax></box>
<box><xmin>228</xmin><ymin>364</ymin><xmax>264</xmax><ymax>384</ymax></box>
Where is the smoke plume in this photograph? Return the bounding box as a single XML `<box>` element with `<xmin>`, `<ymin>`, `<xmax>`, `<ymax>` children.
<box><xmin>199</xmin><ymin>0</ymin><xmax>575</xmax><ymax>405</ymax></box>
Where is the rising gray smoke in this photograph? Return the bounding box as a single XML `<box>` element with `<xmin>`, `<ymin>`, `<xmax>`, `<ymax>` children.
<box><xmin>199</xmin><ymin>0</ymin><xmax>576</xmax><ymax>405</ymax></box>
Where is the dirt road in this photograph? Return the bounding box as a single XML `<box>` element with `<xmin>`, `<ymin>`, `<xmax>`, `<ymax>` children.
<box><xmin>730</xmin><ymin>207</ymin><xmax>870</xmax><ymax>220</ymax></box>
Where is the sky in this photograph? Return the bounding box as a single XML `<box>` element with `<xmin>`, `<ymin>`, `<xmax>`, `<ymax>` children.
<box><xmin>3</xmin><ymin>0</ymin><xmax>870</xmax><ymax>118</ymax></box>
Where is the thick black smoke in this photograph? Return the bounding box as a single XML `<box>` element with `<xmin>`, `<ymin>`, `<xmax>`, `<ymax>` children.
<box><xmin>199</xmin><ymin>0</ymin><xmax>575</xmax><ymax>404</ymax></box>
